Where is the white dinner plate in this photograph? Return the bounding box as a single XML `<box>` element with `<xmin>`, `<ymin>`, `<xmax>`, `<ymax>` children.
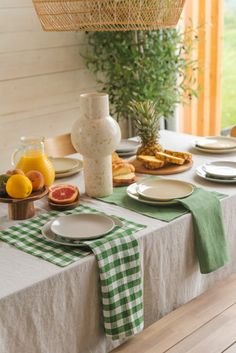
<box><xmin>136</xmin><ymin>178</ymin><xmax>194</xmax><ymax>201</ymax></box>
<box><xmin>193</xmin><ymin>144</ymin><xmax>236</xmax><ymax>154</ymax></box>
<box><xmin>49</xmin><ymin>157</ymin><xmax>83</xmax><ymax>174</ymax></box>
<box><xmin>127</xmin><ymin>183</ymin><xmax>179</xmax><ymax>205</ymax></box>
<box><xmin>55</xmin><ymin>167</ymin><xmax>82</xmax><ymax>179</ymax></box>
<box><xmin>51</xmin><ymin>213</ymin><xmax>115</xmax><ymax>240</ymax></box>
<box><xmin>196</xmin><ymin>166</ymin><xmax>236</xmax><ymax>183</ymax></box>
<box><xmin>116</xmin><ymin>139</ymin><xmax>140</xmax><ymax>153</ymax></box>
<box><xmin>194</xmin><ymin>136</ymin><xmax>236</xmax><ymax>150</ymax></box>
<box><xmin>42</xmin><ymin>220</ymin><xmax>89</xmax><ymax>247</ymax></box>
<box><xmin>42</xmin><ymin>217</ymin><xmax>123</xmax><ymax>246</ymax></box>
<box><xmin>117</xmin><ymin>151</ymin><xmax>137</xmax><ymax>157</ymax></box>
<box><xmin>202</xmin><ymin>161</ymin><xmax>236</xmax><ymax>178</ymax></box>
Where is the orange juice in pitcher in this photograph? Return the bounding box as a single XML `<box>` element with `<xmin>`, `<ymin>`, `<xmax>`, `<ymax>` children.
<box><xmin>12</xmin><ymin>137</ymin><xmax>55</xmax><ymax>186</ymax></box>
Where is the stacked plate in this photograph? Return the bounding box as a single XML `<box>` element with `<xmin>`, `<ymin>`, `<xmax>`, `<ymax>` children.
<box><xmin>116</xmin><ymin>139</ymin><xmax>140</xmax><ymax>157</ymax></box>
<box><xmin>193</xmin><ymin>136</ymin><xmax>236</xmax><ymax>154</ymax></box>
<box><xmin>196</xmin><ymin>161</ymin><xmax>236</xmax><ymax>183</ymax></box>
<box><xmin>127</xmin><ymin>178</ymin><xmax>194</xmax><ymax>206</ymax></box>
<box><xmin>42</xmin><ymin>213</ymin><xmax>123</xmax><ymax>246</ymax></box>
<box><xmin>49</xmin><ymin>157</ymin><xmax>83</xmax><ymax>178</ymax></box>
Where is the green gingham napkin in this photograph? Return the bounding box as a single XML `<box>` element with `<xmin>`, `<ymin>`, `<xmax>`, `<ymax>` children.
<box><xmin>84</xmin><ymin>229</ymin><xmax>144</xmax><ymax>339</ymax></box>
<box><xmin>0</xmin><ymin>204</ymin><xmax>146</xmax><ymax>340</ymax></box>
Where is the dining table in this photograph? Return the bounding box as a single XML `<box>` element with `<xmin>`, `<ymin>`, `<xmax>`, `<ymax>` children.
<box><xmin>1</xmin><ymin>130</ymin><xmax>236</xmax><ymax>353</ymax></box>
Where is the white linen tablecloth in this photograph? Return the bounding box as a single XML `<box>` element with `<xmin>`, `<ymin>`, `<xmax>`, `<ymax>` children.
<box><xmin>1</xmin><ymin>130</ymin><xmax>236</xmax><ymax>353</ymax></box>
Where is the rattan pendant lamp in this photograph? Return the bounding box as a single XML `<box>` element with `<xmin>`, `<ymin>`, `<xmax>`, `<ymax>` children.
<box><xmin>32</xmin><ymin>0</ymin><xmax>186</xmax><ymax>32</ymax></box>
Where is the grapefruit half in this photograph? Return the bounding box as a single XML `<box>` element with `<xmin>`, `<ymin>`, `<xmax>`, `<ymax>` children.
<box><xmin>48</xmin><ymin>184</ymin><xmax>79</xmax><ymax>204</ymax></box>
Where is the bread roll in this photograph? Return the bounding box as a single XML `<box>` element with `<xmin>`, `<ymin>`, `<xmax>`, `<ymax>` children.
<box><xmin>112</xmin><ymin>162</ymin><xmax>135</xmax><ymax>176</ymax></box>
<box><xmin>113</xmin><ymin>172</ymin><xmax>136</xmax><ymax>186</ymax></box>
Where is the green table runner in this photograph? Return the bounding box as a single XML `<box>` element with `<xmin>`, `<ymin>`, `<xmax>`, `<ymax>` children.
<box><xmin>0</xmin><ymin>205</ymin><xmax>146</xmax><ymax>340</ymax></box>
<box><xmin>97</xmin><ymin>185</ymin><xmax>229</xmax><ymax>274</ymax></box>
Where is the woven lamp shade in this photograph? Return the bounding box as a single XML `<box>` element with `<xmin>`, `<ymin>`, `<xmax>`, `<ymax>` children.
<box><xmin>32</xmin><ymin>0</ymin><xmax>186</xmax><ymax>32</ymax></box>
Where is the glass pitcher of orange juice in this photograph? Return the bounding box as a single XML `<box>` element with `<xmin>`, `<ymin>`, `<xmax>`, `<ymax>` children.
<box><xmin>12</xmin><ymin>136</ymin><xmax>55</xmax><ymax>186</ymax></box>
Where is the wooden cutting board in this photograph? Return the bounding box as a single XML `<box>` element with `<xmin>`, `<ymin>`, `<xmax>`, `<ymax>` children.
<box><xmin>130</xmin><ymin>157</ymin><xmax>193</xmax><ymax>175</ymax></box>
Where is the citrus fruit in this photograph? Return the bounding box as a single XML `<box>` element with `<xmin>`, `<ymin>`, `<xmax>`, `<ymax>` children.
<box><xmin>6</xmin><ymin>174</ymin><xmax>32</xmax><ymax>199</ymax></box>
<box><xmin>48</xmin><ymin>184</ymin><xmax>79</xmax><ymax>204</ymax></box>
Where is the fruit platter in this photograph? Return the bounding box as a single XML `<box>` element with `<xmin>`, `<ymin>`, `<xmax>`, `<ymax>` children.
<box><xmin>128</xmin><ymin>101</ymin><xmax>193</xmax><ymax>175</ymax></box>
<box><xmin>0</xmin><ymin>169</ymin><xmax>48</xmax><ymax>220</ymax></box>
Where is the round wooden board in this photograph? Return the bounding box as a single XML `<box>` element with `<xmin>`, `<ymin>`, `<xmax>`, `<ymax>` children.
<box><xmin>48</xmin><ymin>197</ymin><xmax>79</xmax><ymax>211</ymax></box>
<box><xmin>130</xmin><ymin>158</ymin><xmax>193</xmax><ymax>175</ymax></box>
<box><xmin>0</xmin><ymin>186</ymin><xmax>49</xmax><ymax>204</ymax></box>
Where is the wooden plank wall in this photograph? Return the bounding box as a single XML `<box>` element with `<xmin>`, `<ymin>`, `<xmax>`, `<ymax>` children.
<box><xmin>180</xmin><ymin>0</ymin><xmax>224</xmax><ymax>136</ymax></box>
<box><xmin>0</xmin><ymin>0</ymin><xmax>99</xmax><ymax>171</ymax></box>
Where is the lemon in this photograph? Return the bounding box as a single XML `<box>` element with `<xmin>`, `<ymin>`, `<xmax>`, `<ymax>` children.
<box><xmin>6</xmin><ymin>174</ymin><xmax>32</xmax><ymax>199</ymax></box>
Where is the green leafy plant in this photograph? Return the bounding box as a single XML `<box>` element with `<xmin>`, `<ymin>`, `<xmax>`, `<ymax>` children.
<box><xmin>83</xmin><ymin>29</ymin><xmax>197</xmax><ymax>126</ymax></box>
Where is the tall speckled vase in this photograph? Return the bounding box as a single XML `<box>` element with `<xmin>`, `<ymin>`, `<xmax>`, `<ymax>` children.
<box><xmin>71</xmin><ymin>92</ymin><xmax>121</xmax><ymax>197</ymax></box>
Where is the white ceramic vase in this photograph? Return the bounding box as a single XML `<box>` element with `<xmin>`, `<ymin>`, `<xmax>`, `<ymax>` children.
<box><xmin>71</xmin><ymin>92</ymin><xmax>121</xmax><ymax>197</ymax></box>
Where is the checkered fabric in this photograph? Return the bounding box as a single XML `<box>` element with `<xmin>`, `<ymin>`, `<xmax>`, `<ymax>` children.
<box><xmin>0</xmin><ymin>204</ymin><xmax>146</xmax><ymax>340</ymax></box>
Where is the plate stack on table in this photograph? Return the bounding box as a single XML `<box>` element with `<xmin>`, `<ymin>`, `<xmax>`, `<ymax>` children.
<box><xmin>197</xmin><ymin>161</ymin><xmax>236</xmax><ymax>183</ymax></box>
<box><xmin>49</xmin><ymin>157</ymin><xmax>83</xmax><ymax>178</ymax></box>
<box><xmin>193</xmin><ymin>136</ymin><xmax>236</xmax><ymax>154</ymax></box>
<box><xmin>42</xmin><ymin>213</ymin><xmax>122</xmax><ymax>247</ymax></box>
<box><xmin>116</xmin><ymin>139</ymin><xmax>140</xmax><ymax>157</ymax></box>
<box><xmin>126</xmin><ymin>178</ymin><xmax>194</xmax><ymax>206</ymax></box>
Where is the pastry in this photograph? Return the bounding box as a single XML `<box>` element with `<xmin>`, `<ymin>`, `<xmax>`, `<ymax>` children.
<box><xmin>112</xmin><ymin>151</ymin><xmax>122</xmax><ymax>164</ymax></box>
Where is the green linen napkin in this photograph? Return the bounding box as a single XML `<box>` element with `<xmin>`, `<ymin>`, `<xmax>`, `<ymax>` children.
<box><xmin>97</xmin><ymin>185</ymin><xmax>189</xmax><ymax>222</ymax></box>
<box><xmin>97</xmin><ymin>185</ymin><xmax>226</xmax><ymax>223</ymax></box>
<box><xmin>0</xmin><ymin>205</ymin><xmax>146</xmax><ymax>340</ymax></box>
<box><xmin>177</xmin><ymin>188</ymin><xmax>229</xmax><ymax>274</ymax></box>
<box><xmin>97</xmin><ymin>185</ymin><xmax>229</xmax><ymax>274</ymax></box>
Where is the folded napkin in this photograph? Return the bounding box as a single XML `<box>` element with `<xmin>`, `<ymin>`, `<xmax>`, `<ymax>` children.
<box><xmin>84</xmin><ymin>228</ymin><xmax>144</xmax><ymax>340</ymax></box>
<box><xmin>97</xmin><ymin>185</ymin><xmax>229</xmax><ymax>274</ymax></box>
<box><xmin>0</xmin><ymin>205</ymin><xmax>146</xmax><ymax>340</ymax></box>
<box><xmin>177</xmin><ymin>188</ymin><xmax>229</xmax><ymax>274</ymax></box>
<box><xmin>97</xmin><ymin>186</ymin><xmax>189</xmax><ymax>222</ymax></box>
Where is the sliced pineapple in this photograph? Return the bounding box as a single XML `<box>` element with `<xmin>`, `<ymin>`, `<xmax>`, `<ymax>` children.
<box><xmin>155</xmin><ymin>152</ymin><xmax>185</xmax><ymax>165</ymax></box>
<box><xmin>164</xmin><ymin>150</ymin><xmax>192</xmax><ymax>162</ymax></box>
<box><xmin>138</xmin><ymin>155</ymin><xmax>165</xmax><ymax>169</ymax></box>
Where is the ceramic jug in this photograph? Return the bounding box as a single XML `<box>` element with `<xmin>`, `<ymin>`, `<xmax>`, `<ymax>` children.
<box><xmin>12</xmin><ymin>136</ymin><xmax>55</xmax><ymax>186</ymax></box>
<box><xmin>71</xmin><ymin>92</ymin><xmax>121</xmax><ymax>197</ymax></box>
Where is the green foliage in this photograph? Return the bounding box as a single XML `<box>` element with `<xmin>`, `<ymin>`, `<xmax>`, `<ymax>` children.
<box><xmin>83</xmin><ymin>29</ymin><xmax>197</xmax><ymax>121</ymax></box>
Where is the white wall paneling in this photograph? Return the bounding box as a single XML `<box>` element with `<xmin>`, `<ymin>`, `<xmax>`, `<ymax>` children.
<box><xmin>0</xmin><ymin>0</ymin><xmax>99</xmax><ymax>171</ymax></box>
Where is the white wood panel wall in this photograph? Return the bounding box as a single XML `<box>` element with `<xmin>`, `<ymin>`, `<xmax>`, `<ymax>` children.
<box><xmin>0</xmin><ymin>0</ymin><xmax>100</xmax><ymax>171</ymax></box>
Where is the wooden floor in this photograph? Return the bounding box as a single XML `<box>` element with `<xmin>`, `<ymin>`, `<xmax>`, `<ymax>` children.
<box><xmin>113</xmin><ymin>273</ymin><xmax>236</xmax><ymax>353</ymax></box>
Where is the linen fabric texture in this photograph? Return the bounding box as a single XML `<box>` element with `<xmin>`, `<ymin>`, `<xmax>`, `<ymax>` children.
<box><xmin>0</xmin><ymin>205</ymin><xmax>146</xmax><ymax>340</ymax></box>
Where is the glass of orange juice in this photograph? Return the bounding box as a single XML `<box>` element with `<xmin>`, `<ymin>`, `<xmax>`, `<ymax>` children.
<box><xmin>12</xmin><ymin>136</ymin><xmax>55</xmax><ymax>186</ymax></box>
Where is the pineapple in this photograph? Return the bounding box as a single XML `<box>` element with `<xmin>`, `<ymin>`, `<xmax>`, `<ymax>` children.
<box><xmin>129</xmin><ymin>100</ymin><xmax>163</xmax><ymax>156</ymax></box>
